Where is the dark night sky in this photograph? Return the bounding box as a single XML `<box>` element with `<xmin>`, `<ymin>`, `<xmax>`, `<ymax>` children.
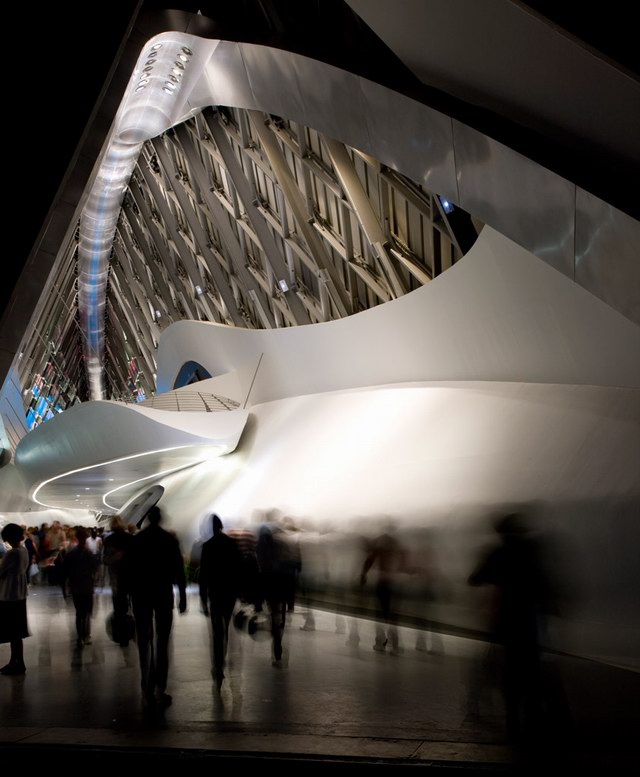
<box><xmin>3</xmin><ymin>2</ymin><xmax>139</xmax><ymax>318</ymax></box>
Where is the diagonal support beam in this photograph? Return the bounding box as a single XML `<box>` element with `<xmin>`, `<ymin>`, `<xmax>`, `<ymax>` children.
<box><xmin>203</xmin><ymin>109</ymin><xmax>311</xmax><ymax>326</ymax></box>
<box><xmin>131</xmin><ymin>164</ymin><xmax>210</xmax><ymax>322</ymax></box>
<box><xmin>122</xmin><ymin>193</ymin><xmax>187</xmax><ymax>319</ymax></box>
<box><xmin>150</xmin><ymin>137</ymin><xmax>245</xmax><ymax>327</ymax></box>
<box><xmin>117</xmin><ymin>223</ymin><xmax>175</xmax><ymax>323</ymax></box>
<box><xmin>106</xmin><ymin>294</ymin><xmax>154</xmax><ymax>397</ymax></box>
<box><xmin>246</xmin><ymin>110</ymin><xmax>351</xmax><ymax>318</ymax></box>
<box><xmin>108</xmin><ymin>276</ymin><xmax>156</xmax><ymax>378</ymax></box>
<box><xmin>174</xmin><ymin>123</ymin><xmax>276</xmax><ymax>329</ymax></box>
<box><xmin>107</xmin><ymin>312</ymin><xmax>153</xmax><ymax>399</ymax></box>
<box><xmin>322</xmin><ymin>136</ymin><xmax>406</xmax><ymax>299</ymax></box>
<box><xmin>113</xmin><ymin>241</ymin><xmax>164</xmax><ymax>338</ymax></box>
<box><xmin>110</xmin><ymin>261</ymin><xmax>158</xmax><ymax>358</ymax></box>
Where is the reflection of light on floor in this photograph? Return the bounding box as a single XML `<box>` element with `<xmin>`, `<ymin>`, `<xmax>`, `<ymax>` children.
<box><xmin>20</xmin><ymin>584</ymin><xmax>495</xmax><ymax>742</ymax></box>
<box><xmin>26</xmin><ymin>583</ymin><xmax>482</xmax><ymax>659</ymax></box>
<box><xmin>9</xmin><ymin>582</ymin><xmax>635</xmax><ymax>767</ymax></box>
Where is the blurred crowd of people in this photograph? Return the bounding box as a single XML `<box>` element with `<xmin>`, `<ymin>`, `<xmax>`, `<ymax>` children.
<box><xmin>0</xmin><ymin>503</ymin><xmax>571</xmax><ymax>743</ymax></box>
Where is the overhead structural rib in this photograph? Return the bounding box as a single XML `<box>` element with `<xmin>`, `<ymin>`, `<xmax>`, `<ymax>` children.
<box><xmin>78</xmin><ymin>33</ymin><xmax>216</xmax><ymax>399</ymax></box>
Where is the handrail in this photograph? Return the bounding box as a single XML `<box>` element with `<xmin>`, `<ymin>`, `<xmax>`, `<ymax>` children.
<box><xmin>125</xmin><ymin>391</ymin><xmax>240</xmax><ymax>413</ymax></box>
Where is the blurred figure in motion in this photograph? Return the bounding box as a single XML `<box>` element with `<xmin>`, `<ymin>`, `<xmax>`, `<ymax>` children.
<box><xmin>0</xmin><ymin>524</ymin><xmax>29</xmax><ymax>675</ymax></box>
<box><xmin>256</xmin><ymin>517</ymin><xmax>297</xmax><ymax>666</ymax></box>
<box><xmin>199</xmin><ymin>514</ymin><xmax>243</xmax><ymax>689</ymax></box>
<box><xmin>23</xmin><ymin>527</ymin><xmax>40</xmax><ymax>586</ymax></box>
<box><xmin>63</xmin><ymin>527</ymin><xmax>99</xmax><ymax>648</ymax></box>
<box><xmin>103</xmin><ymin>515</ymin><xmax>133</xmax><ymax>646</ymax></box>
<box><xmin>360</xmin><ymin>521</ymin><xmax>408</xmax><ymax>654</ymax></box>
<box><xmin>297</xmin><ymin>520</ymin><xmax>326</xmax><ymax>632</ymax></box>
<box><xmin>86</xmin><ymin>528</ymin><xmax>104</xmax><ymax>588</ymax></box>
<box><xmin>45</xmin><ymin>521</ymin><xmax>67</xmax><ymax>590</ymax></box>
<box><xmin>468</xmin><ymin>511</ymin><xmax>554</xmax><ymax>744</ymax></box>
<box><xmin>227</xmin><ymin>520</ymin><xmax>262</xmax><ymax>612</ymax></box>
<box><xmin>281</xmin><ymin>517</ymin><xmax>302</xmax><ymax>613</ymax></box>
<box><xmin>411</xmin><ymin>528</ymin><xmax>445</xmax><ymax>654</ymax></box>
<box><xmin>125</xmin><ymin>505</ymin><xmax>187</xmax><ymax>709</ymax></box>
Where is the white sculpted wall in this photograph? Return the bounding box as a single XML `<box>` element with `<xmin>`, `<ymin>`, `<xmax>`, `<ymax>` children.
<box><xmin>151</xmin><ymin>228</ymin><xmax>640</xmax><ymax>669</ymax></box>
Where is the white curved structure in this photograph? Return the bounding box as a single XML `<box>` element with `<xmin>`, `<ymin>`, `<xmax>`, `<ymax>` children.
<box><xmin>149</xmin><ymin>226</ymin><xmax>640</xmax><ymax>668</ymax></box>
<box><xmin>4</xmin><ymin>15</ymin><xmax>639</xmax><ymax>674</ymax></box>
<box><xmin>153</xmin><ymin>227</ymin><xmax>640</xmax><ymax>531</ymax></box>
<box><xmin>14</xmin><ymin>399</ymin><xmax>248</xmax><ymax>513</ymax></box>
<box><xmin>7</xmin><ymin>211</ymin><xmax>640</xmax><ymax>669</ymax></box>
<box><xmin>79</xmin><ymin>31</ymin><xmax>640</xmax><ymax>399</ymax></box>
<box><xmin>157</xmin><ymin>227</ymin><xmax>640</xmax><ymax>397</ymax></box>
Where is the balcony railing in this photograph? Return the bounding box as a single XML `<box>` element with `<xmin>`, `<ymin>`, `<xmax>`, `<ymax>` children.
<box><xmin>128</xmin><ymin>391</ymin><xmax>240</xmax><ymax>413</ymax></box>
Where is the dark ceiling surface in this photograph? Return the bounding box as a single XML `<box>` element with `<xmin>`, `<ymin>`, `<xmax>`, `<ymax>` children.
<box><xmin>521</xmin><ymin>1</ymin><xmax>638</xmax><ymax>77</ymax></box>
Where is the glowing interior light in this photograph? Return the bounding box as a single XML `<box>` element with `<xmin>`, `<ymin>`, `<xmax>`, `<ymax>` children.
<box><xmin>32</xmin><ymin>445</ymin><xmax>197</xmax><ymax>509</ymax></box>
<box><xmin>278</xmin><ymin>279</ymin><xmax>289</xmax><ymax>293</ymax></box>
<box><xmin>439</xmin><ymin>196</ymin><xmax>454</xmax><ymax>214</ymax></box>
<box><xmin>102</xmin><ymin>458</ymin><xmax>214</xmax><ymax>510</ymax></box>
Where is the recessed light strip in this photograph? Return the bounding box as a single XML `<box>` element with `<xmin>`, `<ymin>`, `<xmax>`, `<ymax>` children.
<box><xmin>102</xmin><ymin>459</ymin><xmax>209</xmax><ymax>511</ymax></box>
<box><xmin>31</xmin><ymin>445</ymin><xmax>195</xmax><ymax>509</ymax></box>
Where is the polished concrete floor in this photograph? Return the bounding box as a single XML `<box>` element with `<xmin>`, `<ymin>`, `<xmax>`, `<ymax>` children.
<box><xmin>0</xmin><ymin>586</ymin><xmax>637</xmax><ymax>771</ymax></box>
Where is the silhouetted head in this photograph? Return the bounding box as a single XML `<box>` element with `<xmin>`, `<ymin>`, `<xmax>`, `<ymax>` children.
<box><xmin>75</xmin><ymin>526</ymin><xmax>88</xmax><ymax>547</ymax></box>
<box><xmin>495</xmin><ymin>512</ymin><xmax>529</xmax><ymax>539</ymax></box>
<box><xmin>146</xmin><ymin>505</ymin><xmax>162</xmax><ymax>526</ymax></box>
<box><xmin>1</xmin><ymin>523</ymin><xmax>24</xmax><ymax>547</ymax></box>
<box><xmin>212</xmin><ymin>514</ymin><xmax>223</xmax><ymax>535</ymax></box>
<box><xmin>110</xmin><ymin>515</ymin><xmax>124</xmax><ymax>532</ymax></box>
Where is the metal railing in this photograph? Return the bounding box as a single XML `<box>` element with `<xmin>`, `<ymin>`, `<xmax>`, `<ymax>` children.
<box><xmin>127</xmin><ymin>391</ymin><xmax>240</xmax><ymax>412</ymax></box>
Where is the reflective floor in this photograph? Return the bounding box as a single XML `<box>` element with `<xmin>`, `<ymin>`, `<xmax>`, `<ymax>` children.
<box><xmin>1</xmin><ymin>586</ymin><xmax>638</xmax><ymax>771</ymax></box>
